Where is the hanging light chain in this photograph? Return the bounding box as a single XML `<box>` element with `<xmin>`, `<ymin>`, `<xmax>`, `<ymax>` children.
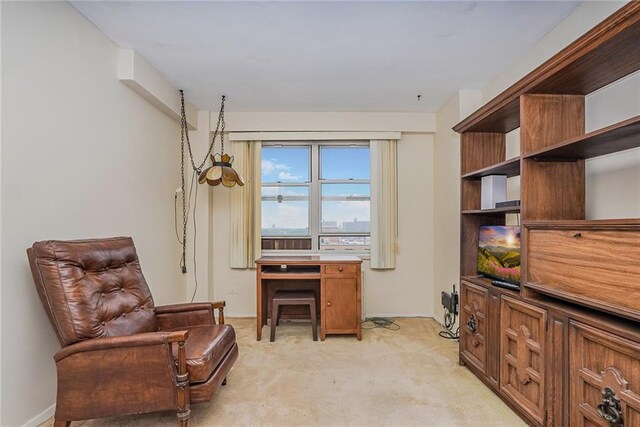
<box><xmin>179</xmin><ymin>90</ymin><xmax>226</xmax><ymax>174</ymax></box>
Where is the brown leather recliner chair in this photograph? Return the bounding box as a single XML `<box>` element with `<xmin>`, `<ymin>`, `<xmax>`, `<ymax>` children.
<box><xmin>27</xmin><ymin>237</ymin><xmax>238</xmax><ymax>427</ymax></box>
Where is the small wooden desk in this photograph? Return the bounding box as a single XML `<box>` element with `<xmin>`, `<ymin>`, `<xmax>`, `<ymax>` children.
<box><xmin>256</xmin><ymin>256</ymin><xmax>362</xmax><ymax>341</ymax></box>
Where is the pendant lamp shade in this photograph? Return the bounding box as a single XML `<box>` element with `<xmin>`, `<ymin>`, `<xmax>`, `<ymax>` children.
<box><xmin>198</xmin><ymin>153</ymin><xmax>245</xmax><ymax>187</ymax></box>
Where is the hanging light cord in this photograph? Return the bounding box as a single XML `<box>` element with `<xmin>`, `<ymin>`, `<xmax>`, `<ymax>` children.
<box><xmin>178</xmin><ymin>91</ymin><xmax>225</xmax><ymax>275</ymax></box>
<box><xmin>180</xmin><ymin>91</ymin><xmax>226</xmax><ymax>173</ymax></box>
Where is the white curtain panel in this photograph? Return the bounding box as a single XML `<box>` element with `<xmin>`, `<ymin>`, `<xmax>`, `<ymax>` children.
<box><xmin>229</xmin><ymin>141</ymin><xmax>262</xmax><ymax>269</ymax></box>
<box><xmin>370</xmin><ymin>139</ymin><xmax>398</xmax><ymax>269</ymax></box>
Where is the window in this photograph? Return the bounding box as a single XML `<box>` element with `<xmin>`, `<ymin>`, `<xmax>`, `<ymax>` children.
<box><xmin>261</xmin><ymin>143</ymin><xmax>370</xmax><ymax>252</ymax></box>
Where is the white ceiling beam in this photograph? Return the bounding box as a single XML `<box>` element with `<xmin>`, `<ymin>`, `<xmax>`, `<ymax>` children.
<box><xmin>228</xmin><ymin>131</ymin><xmax>402</xmax><ymax>141</ymax></box>
<box><xmin>118</xmin><ymin>49</ymin><xmax>198</xmax><ymax>129</ymax></box>
<box><xmin>218</xmin><ymin>112</ymin><xmax>436</xmax><ymax>133</ymax></box>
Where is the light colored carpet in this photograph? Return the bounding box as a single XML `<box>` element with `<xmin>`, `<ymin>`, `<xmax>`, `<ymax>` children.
<box><xmin>41</xmin><ymin>317</ymin><xmax>524</xmax><ymax>426</ymax></box>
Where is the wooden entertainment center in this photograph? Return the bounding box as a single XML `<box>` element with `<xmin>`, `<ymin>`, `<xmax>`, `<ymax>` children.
<box><xmin>454</xmin><ymin>3</ymin><xmax>640</xmax><ymax>426</ymax></box>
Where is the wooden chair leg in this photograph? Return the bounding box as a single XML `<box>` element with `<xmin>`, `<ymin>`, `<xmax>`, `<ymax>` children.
<box><xmin>276</xmin><ymin>305</ymin><xmax>281</xmax><ymax>326</ymax></box>
<box><xmin>309</xmin><ymin>302</ymin><xmax>318</xmax><ymax>341</ymax></box>
<box><xmin>176</xmin><ymin>339</ymin><xmax>190</xmax><ymax>427</ymax></box>
<box><xmin>270</xmin><ymin>302</ymin><xmax>279</xmax><ymax>342</ymax></box>
<box><xmin>53</xmin><ymin>421</ymin><xmax>70</xmax><ymax>427</ymax></box>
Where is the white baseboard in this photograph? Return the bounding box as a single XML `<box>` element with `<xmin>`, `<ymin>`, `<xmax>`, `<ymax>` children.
<box><xmin>225</xmin><ymin>313</ymin><xmax>257</xmax><ymax>318</ymax></box>
<box><xmin>23</xmin><ymin>403</ymin><xmax>55</xmax><ymax>427</ymax></box>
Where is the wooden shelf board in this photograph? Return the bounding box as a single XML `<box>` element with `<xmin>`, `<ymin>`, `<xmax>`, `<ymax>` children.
<box><xmin>462</xmin><ymin>206</ymin><xmax>520</xmax><ymax>215</ymax></box>
<box><xmin>524</xmin><ymin>115</ymin><xmax>640</xmax><ymax>160</ymax></box>
<box><xmin>462</xmin><ymin>157</ymin><xmax>521</xmax><ymax>179</ymax></box>
<box><xmin>523</xmin><ymin>218</ymin><xmax>640</xmax><ymax>229</ymax></box>
<box><xmin>453</xmin><ymin>3</ymin><xmax>640</xmax><ymax>133</ymax></box>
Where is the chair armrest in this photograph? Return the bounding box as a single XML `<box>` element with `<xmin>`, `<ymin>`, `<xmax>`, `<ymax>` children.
<box><xmin>52</xmin><ymin>330</ymin><xmax>190</xmax><ymax>421</ymax></box>
<box><xmin>54</xmin><ymin>330</ymin><xmax>188</xmax><ymax>362</ymax></box>
<box><xmin>155</xmin><ymin>301</ymin><xmax>226</xmax><ymax>329</ymax></box>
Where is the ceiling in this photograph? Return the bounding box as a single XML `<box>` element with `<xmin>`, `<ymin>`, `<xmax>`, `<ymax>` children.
<box><xmin>71</xmin><ymin>1</ymin><xmax>582</xmax><ymax>112</ymax></box>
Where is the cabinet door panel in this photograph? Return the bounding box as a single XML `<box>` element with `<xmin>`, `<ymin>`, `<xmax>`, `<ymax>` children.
<box><xmin>569</xmin><ymin>321</ymin><xmax>640</xmax><ymax>427</ymax></box>
<box><xmin>460</xmin><ymin>281</ymin><xmax>488</xmax><ymax>375</ymax></box>
<box><xmin>500</xmin><ymin>296</ymin><xmax>547</xmax><ymax>425</ymax></box>
<box><xmin>324</xmin><ymin>277</ymin><xmax>357</xmax><ymax>331</ymax></box>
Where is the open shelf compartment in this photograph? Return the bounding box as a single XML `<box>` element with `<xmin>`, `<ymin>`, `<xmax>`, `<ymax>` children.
<box><xmin>524</xmin><ymin>114</ymin><xmax>640</xmax><ymax>161</ymax></box>
<box><xmin>461</xmin><ymin>157</ymin><xmax>520</xmax><ymax>179</ymax></box>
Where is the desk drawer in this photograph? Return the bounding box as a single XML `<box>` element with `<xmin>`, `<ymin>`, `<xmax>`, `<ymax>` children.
<box><xmin>526</xmin><ymin>224</ymin><xmax>640</xmax><ymax>321</ymax></box>
<box><xmin>324</xmin><ymin>264</ymin><xmax>357</xmax><ymax>275</ymax></box>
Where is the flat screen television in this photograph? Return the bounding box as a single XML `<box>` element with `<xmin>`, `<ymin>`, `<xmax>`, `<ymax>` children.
<box><xmin>477</xmin><ymin>226</ymin><xmax>521</xmax><ymax>285</ymax></box>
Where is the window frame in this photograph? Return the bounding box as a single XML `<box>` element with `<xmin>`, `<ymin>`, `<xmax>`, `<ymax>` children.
<box><xmin>261</xmin><ymin>141</ymin><xmax>370</xmax><ymax>255</ymax></box>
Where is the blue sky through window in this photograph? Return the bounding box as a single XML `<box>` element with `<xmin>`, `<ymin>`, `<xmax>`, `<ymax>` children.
<box><xmin>321</xmin><ymin>147</ymin><xmax>370</xmax><ymax>180</ymax></box>
<box><xmin>261</xmin><ymin>147</ymin><xmax>309</xmax><ymax>182</ymax></box>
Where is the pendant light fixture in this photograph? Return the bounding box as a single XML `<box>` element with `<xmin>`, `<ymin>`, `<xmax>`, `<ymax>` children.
<box><xmin>177</xmin><ymin>90</ymin><xmax>244</xmax><ymax>276</ymax></box>
<box><xmin>179</xmin><ymin>90</ymin><xmax>244</xmax><ymax>188</ymax></box>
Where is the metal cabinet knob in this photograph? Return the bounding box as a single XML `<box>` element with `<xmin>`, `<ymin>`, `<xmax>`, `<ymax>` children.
<box><xmin>467</xmin><ymin>314</ymin><xmax>477</xmax><ymax>334</ymax></box>
<box><xmin>327</xmin><ymin>302</ymin><xmax>332</xmax><ymax>307</ymax></box>
<box><xmin>597</xmin><ymin>387</ymin><xmax>623</xmax><ymax>427</ymax></box>
<box><xmin>338</xmin><ymin>267</ymin><xmax>343</xmax><ymax>272</ymax></box>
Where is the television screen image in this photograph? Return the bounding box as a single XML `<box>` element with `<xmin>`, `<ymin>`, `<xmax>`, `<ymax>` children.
<box><xmin>477</xmin><ymin>226</ymin><xmax>521</xmax><ymax>284</ymax></box>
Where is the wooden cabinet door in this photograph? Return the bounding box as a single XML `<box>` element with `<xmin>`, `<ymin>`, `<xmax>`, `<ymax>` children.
<box><xmin>500</xmin><ymin>296</ymin><xmax>547</xmax><ymax>425</ymax></box>
<box><xmin>323</xmin><ymin>277</ymin><xmax>357</xmax><ymax>332</ymax></box>
<box><xmin>460</xmin><ymin>281</ymin><xmax>489</xmax><ymax>376</ymax></box>
<box><xmin>569</xmin><ymin>321</ymin><xmax>640</xmax><ymax>426</ymax></box>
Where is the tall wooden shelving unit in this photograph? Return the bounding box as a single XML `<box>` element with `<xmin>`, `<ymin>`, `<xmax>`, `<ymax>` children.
<box><xmin>454</xmin><ymin>3</ymin><xmax>640</xmax><ymax>426</ymax></box>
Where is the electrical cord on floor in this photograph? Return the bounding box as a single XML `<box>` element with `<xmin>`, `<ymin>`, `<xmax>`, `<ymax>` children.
<box><xmin>362</xmin><ymin>317</ymin><xmax>401</xmax><ymax>331</ymax></box>
<box><xmin>438</xmin><ymin>308</ymin><xmax>459</xmax><ymax>340</ymax></box>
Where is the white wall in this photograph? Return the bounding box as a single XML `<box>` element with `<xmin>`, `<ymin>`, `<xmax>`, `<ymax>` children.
<box><xmin>209</xmin><ymin>123</ymin><xmax>435</xmax><ymax>318</ymax></box>
<box><xmin>1</xmin><ymin>2</ymin><xmax>185</xmax><ymax>425</ymax></box>
<box><xmin>585</xmin><ymin>72</ymin><xmax>640</xmax><ymax>219</ymax></box>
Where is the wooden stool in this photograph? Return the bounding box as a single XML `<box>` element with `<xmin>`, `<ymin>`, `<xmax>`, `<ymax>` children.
<box><xmin>270</xmin><ymin>290</ymin><xmax>318</xmax><ymax>342</ymax></box>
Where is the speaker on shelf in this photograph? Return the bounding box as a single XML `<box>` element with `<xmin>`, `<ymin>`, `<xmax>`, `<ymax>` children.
<box><xmin>481</xmin><ymin>175</ymin><xmax>507</xmax><ymax>210</ymax></box>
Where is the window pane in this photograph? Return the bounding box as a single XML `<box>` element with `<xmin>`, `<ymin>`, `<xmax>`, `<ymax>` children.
<box><xmin>321</xmin><ymin>146</ymin><xmax>370</xmax><ymax>180</ymax></box>
<box><xmin>262</xmin><ymin>186</ymin><xmax>309</xmax><ymax>236</ymax></box>
<box><xmin>321</xmin><ymin>183</ymin><xmax>370</xmax><ymax>234</ymax></box>
<box><xmin>261</xmin><ymin>146</ymin><xmax>310</xmax><ymax>183</ymax></box>
<box><xmin>320</xmin><ymin>236</ymin><xmax>370</xmax><ymax>251</ymax></box>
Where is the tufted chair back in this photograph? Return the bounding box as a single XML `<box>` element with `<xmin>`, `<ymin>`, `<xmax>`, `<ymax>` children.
<box><xmin>27</xmin><ymin>237</ymin><xmax>158</xmax><ymax>347</ymax></box>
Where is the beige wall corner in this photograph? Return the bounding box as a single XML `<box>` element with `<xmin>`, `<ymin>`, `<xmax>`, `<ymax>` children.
<box><xmin>432</xmin><ymin>90</ymin><xmax>482</xmax><ymax>325</ymax></box>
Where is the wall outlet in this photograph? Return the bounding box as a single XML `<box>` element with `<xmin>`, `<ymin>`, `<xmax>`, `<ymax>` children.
<box><xmin>227</xmin><ymin>287</ymin><xmax>239</xmax><ymax>295</ymax></box>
